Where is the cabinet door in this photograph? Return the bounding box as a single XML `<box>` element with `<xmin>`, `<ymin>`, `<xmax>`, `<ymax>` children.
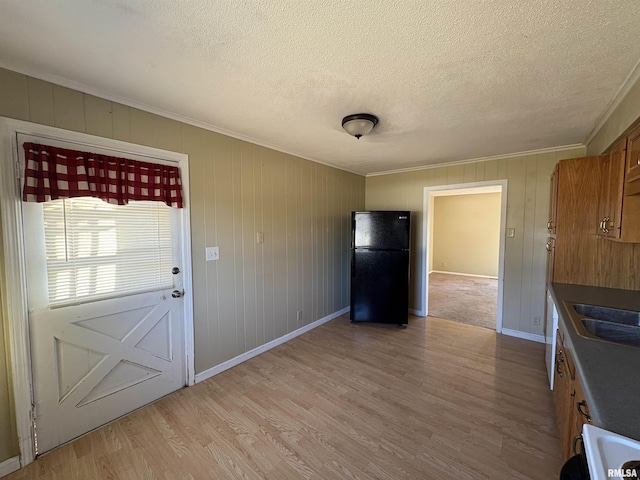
<box><xmin>548</xmin><ymin>164</ymin><xmax>559</xmax><ymax>234</ymax></box>
<box><xmin>554</xmin><ymin>330</ymin><xmax>584</xmax><ymax>460</ymax></box>
<box><xmin>553</xmin><ymin>155</ymin><xmax>607</xmax><ymax>284</ymax></box>
<box><xmin>625</xmin><ymin>123</ymin><xmax>640</xmax><ymax>185</ymax></box>
<box><xmin>545</xmin><ymin>237</ymin><xmax>555</xmax><ymax>285</ymax></box>
<box><xmin>603</xmin><ymin>139</ymin><xmax>626</xmax><ymax>238</ymax></box>
<box><xmin>573</xmin><ymin>378</ymin><xmax>591</xmax><ymax>435</ymax></box>
<box><xmin>564</xmin><ymin>374</ymin><xmax>592</xmax><ymax>459</ymax></box>
<box><xmin>597</xmin><ymin>154</ymin><xmax>611</xmax><ymax>237</ymax></box>
<box><xmin>553</xmin><ymin>331</ymin><xmax>571</xmax><ymax>431</ymax></box>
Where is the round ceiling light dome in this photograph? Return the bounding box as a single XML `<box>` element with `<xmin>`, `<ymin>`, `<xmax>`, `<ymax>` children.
<box><xmin>342</xmin><ymin>113</ymin><xmax>379</xmax><ymax>139</ymax></box>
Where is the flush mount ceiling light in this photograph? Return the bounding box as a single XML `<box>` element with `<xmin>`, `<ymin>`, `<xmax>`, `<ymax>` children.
<box><xmin>342</xmin><ymin>113</ymin><xmax>379</xmax><ymax>139</ymax></box>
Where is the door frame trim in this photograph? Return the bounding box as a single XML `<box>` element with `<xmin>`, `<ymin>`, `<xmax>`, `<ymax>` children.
<box><xmin>0</xmin><ymin>117</ymin><xmax>195</xmax><ymax>466</ymax></box>
<box><xmin>421</xmin><ymin>179</ymin><xmax>508</xmax><ymax>333</ymax></box>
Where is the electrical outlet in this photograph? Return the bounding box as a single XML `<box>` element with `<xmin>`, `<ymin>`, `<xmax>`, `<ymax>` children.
<box><xmin>532</xmin><ymin>316</ymin><xmax>541</xmax><ymax>326</ymax></box>
<box><xmin>297</xmin><ymin>310</ymin><xmax>302</xmax><ymax>321</ymax></box>
<box><xmin>206</xmin><ymin>246</ymin><xmax>219</xmax><ymax>261</ymax></box>
<box><xmin>507</xmin><ymin>228</ymin><xmax>516</xmax><ymax>238</ymax></box>
<box><xmin>256</xmin><ymin>231</ymin><xmax>264</xmax><ymax>244</ymax></box>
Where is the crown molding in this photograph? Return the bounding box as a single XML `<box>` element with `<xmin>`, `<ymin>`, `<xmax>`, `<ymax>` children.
<box><xmin>0</xmin><ymin>62</ymin><xmax>365</xmax><ymax>177</ymax></box>
<box><xmin>0</xmin><ymin>63</ymin><xmax>594</xmax><ymax>179</ymax></box>
<box><xmin>366</xmin><ymin>144</ymin><xmax>585</xmax><ymax>177</ymax></box>
<box><xmin>584</xmin><ymin>57</ymin><xmax>640</xmax><ymax>147</ymax></box>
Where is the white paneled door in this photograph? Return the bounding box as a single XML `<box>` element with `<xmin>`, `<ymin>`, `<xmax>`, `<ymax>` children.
<box><xmin>29</xmin><ymin>290</ymin><xmax>185</xmax><ymax>453</ymax></box>
<box><xmin>22</xmin><ymin>172</ymin><xmax>187</xmax><ymax>454</ymax></box>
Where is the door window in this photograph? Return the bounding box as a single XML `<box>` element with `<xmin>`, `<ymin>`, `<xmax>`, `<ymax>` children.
<box><xmin>42</xmin><ymin>197</ymin><xmax>174</xmax><ymax>306</ymax></box>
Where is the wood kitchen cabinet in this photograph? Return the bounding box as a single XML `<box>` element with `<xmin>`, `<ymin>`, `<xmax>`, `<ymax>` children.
<box><xmin>597</xmin><ymin>138</ymin><xmax>626</xmax><ymax>239</ymax></box>
<box><xmin>545</xmin><ymin>237</ymin><xmax>555</xmax><ymax>286</ymax></box>
<box><xmin>625</xmin><ymin>123</ymin><xmax>640</xmax><ymax>191</ymax></box>
<box><xmin>553</xmin><ymin>329</ymin><xmax>591</xmax><ymax>461</ymax></box>
<box><xmin>545</xmin><ymin>165</ymin><xmax>558</xmax><ymax>285</ymax></box>
<box><xmin>573</xmin><ymin>377</ymin><xmax>592</xmax><ymax>442</ymax></box>
<box><xmin>553</xmin><ymin>329</ymin><xmax>574</xmax><ymax>459</ymax></box>
<box><xmin>551</xmin><ymin>149</ymin><xmax>640</xmax><ymax>287</ymax></box>
<box><xmin>596</xmin><ymin>135</ymin><xmax>640</xmax><ymax>242</ymax></box>
<box><xmin>547</xmin><ymin>163</ymin><xmax>559</xmax><ymax>235</ymax></box>
<box><xmin>553</xmin><ymin>155</ymin><xmax>603</xmax><ymax>284</ymax></box>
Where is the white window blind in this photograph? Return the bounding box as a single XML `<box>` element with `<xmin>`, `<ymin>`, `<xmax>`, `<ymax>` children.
<box><xmin>43</xmin><ymin>197</ymin><xmax>174</xmax><ymax>306</ymax></box>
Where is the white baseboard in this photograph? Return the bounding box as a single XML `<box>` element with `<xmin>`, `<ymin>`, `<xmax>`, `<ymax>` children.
<box><xmin>430</xmin><ymin>270</ymin><xmax>498</xmax><ymax>279</ymax></box>
<box><xmin>0</xmin><ymin>456</ymin><xmax>20</xmax><ymax>478</ymax></box>
<box><xmin>501</xmin><ymin>328</ymin><xmax>545</xmax><ymax>344</ymax></box>
<box><xmin>195</xmin><ymin>307</ymin><xmax>350</xmax><ymax>383</ymax></box>
<box><xmin>409</xmin><ymin>308</ymin><xmax>425</xmax><ymax>317</ymax></box>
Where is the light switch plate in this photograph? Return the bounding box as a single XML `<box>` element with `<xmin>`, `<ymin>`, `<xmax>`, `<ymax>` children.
<box><xmin>206</xmin><ymin>246</ymin><xmax>219</xmax><ymax>261</ymax></box>
<box><xmin>507</xmin><ymin>228</ymin><xmax>515</xmax><ymax>238</ymax></box>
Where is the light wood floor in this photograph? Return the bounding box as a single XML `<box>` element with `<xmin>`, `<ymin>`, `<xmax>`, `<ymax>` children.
<box><xmin>7</xmin><ymin>315</ymin><xmax>562</xmax><ymax>479</ymax></box>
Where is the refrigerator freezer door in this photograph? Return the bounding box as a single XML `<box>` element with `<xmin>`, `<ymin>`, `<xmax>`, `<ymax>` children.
<box><xmin>350</xmin><ymin>249</ymin><xmax>409</xmax><ymax>324</ymax></box>
<box><xmin>353</xmin><ymin>211</ymin><xmax>410</xmax><ymax>250</ymax></box>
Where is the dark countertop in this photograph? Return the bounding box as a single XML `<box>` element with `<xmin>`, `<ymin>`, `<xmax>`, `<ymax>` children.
<box><xmin>549</xmin><ymin>283</ymin><xmax>640</xmax><ymax>441</ymax></box>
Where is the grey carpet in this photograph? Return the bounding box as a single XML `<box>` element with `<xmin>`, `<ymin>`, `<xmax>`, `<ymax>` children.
<box><xmin>427</xmin><ymin>272</ymin><xmax>497</xmax><ymax>330</ymax></box>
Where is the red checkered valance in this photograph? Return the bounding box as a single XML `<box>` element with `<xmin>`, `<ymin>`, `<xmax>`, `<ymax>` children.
<box><xmin>22</xmin><ymin>143</ymin><xmax>183</xmax><ymax>208</ymax></box>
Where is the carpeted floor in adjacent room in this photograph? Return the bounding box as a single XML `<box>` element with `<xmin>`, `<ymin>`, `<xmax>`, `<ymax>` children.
<box><xmin>428</xmin><ymin>272</ymin><xmax>497</xmax><ymax>329</ymax></box>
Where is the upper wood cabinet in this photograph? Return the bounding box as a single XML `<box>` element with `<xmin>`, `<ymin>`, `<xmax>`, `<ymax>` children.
<box><xmin>547</xmin><ymin>163</ymin><xmax>559</xmax><ymax>235</ymax></box>
<box><xmin>553</xmin><ymin>156</ymin><xmax>604</xmax><ymax>284</ymax></box>
<box><xmin>625</xmin><ymin>123</ymin><xmax>640</xmax><ymax>192</ymax></box>
<box><xmin>597</xmin><ymin>138</ymin><xmax>626</xmax><ymax>239</ymax></box>
<box><xmin>592</xmin><ymin>127</ymin><xmax>640</xmax><ymax>243</ymax></box>
<box><xmin>545</xmin><ymin>236</ymin><xmax>555</xmax><ymax>286</ymax></box>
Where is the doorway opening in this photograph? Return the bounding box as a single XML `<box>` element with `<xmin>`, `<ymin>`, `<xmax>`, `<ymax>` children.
<box><xmin>422</xmin><ymin>181</ymin><xmax>507</xmax><ymax>332</ymax></box>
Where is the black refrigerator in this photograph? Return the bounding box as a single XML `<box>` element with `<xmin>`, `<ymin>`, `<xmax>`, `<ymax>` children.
<box><xmin>350</xmin><ymin>211</ymin><xmax>410</xmax><ymax>326</ymax></box>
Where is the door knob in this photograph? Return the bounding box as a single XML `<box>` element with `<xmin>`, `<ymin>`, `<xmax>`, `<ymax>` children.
<box><xmin>171</xmin><ymin>290</ymin><xmax>184</xmax><ymax>298</ymax></box>
<box><xmin>172</xmin><ymin>267</ymin><xmax>180</xmax><ymax>275</ymax></box>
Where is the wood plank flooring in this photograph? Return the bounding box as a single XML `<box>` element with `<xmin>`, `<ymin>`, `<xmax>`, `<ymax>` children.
<box><xmin>6</xmin><ymin>315</ymin><xmax>562</xmax><ymax>479</ymax></box>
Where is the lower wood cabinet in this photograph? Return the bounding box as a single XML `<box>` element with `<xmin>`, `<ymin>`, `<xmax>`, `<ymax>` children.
<box><xmin>553</xmin><ymin>329</ymin><xmax>591</xmax><ymax>460</ymax></box>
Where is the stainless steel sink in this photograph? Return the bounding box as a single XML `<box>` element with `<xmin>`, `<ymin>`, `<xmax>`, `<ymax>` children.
<box><xmin>566</xmin><ymin>302</ymin><xmax>640</xmax><ymax>348</ymax></box>
<box><xmin>581</xmin><ymin>319</ymin><xmax>640</xmax><ymax>347</ymax></box>
<box><xmin>573</xmin><ymin>304</ymin><xmax>640</xmax><ymax>326</ymax></box>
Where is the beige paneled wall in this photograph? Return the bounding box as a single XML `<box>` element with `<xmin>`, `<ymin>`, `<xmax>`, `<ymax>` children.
<box><xmin>432</xmin><ymin>193</ymin><xmax>501</xmax><ymax>277</ymax></box>
<box><xmin>0</xmin><ymin>67</ymin><xmax>364</xmax><ymax>460</ymax></box>
<box><xmin>365</xmin><ymin>146</ymin><xmax>585</xmax><ymax>335</ymax></box>
<box><xmin>185</xmin><ymin>131</ymin><xmax>362</xmax><ymax>369</ymax></box>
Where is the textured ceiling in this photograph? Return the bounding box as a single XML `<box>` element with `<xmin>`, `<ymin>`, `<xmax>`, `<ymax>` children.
<box><xmin>1</xmin><ymin>1</ymin><xmax>640</xmax><ymax>175</ymax></box>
